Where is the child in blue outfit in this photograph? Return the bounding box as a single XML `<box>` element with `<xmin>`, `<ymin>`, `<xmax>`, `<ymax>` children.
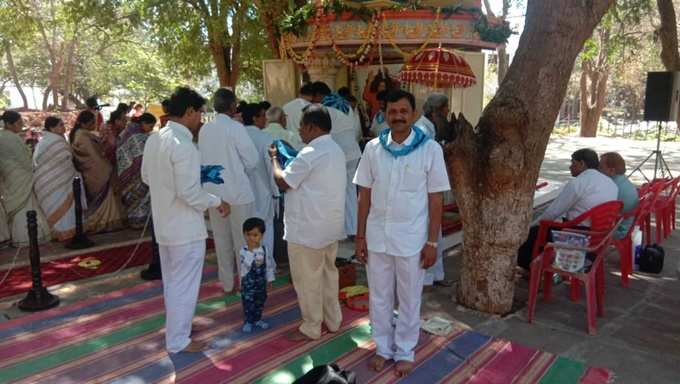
<box><xmin>240</xmin><ymin>217</ymin><xmax>276</xmax><ymax>333</ymax></box>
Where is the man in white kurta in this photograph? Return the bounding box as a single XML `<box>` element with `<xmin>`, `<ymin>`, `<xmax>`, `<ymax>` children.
<box><xmin>328</xmin><ymin>107</ymin><xmax>361</xmax><ymax>238</ymax></box>
<box><xmin>141</xmin><ymin>87</ymin><xmax>229</xmax><ymax>353</ymax></box>
<box><xmin>198</xmin><ymin>88</ymin><xmax>258</xmax><ymax>293</ymax></box>
<box><xmin>243</xmin><ymin>103</ymin><xmax>279</xmax><ymax>258</ymax></box>
<box><xmin>316</xmin><ymin>83</ymin><xmax>362</xmax><ymax>238</ymax></box>
<box><xmin>282</xmin><ymin>83</ymin><xmax>314</xmax><ymax>150</ymax></box>
<box><xmin>270</xmin><ymin>104</ymin><xmax>346</xmax><ymax>341</ymax></box>
<box><xmin>354</xmin><ymin>90</ymin><xmax>450</xmax><ymax>376</ymax></box>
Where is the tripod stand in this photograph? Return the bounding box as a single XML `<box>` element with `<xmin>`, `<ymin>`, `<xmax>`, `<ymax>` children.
<box><xmin>628</xmin><ymin>122</ymin><xmax>673</xmax><ymax>182</ymax></box>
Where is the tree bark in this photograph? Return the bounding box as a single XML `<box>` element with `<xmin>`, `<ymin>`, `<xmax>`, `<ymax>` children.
<box><xmin>497</xmin><ymin>0</ymin><xmax>511</xmax><ymax>84</ymax></box>
<box><xmin>579</xmin><ymin>61</ymin><xmax>609</xmax><ymax>137</ymax></box>
<box><xmin>656</xmin><ymin>0</ymin><xmax>680</xmax><ymax>129</ymax></box>
<box><xmin>446</xmin><ymin>0</ymin><xmax>614</xmax><ymax>314</ymax></box>
<box><xmin>656</xmin><ymin>0</ymin><xmax>680</xmax><ymax>71</ymax></box>
<box><xmin>42</xmin><ymin>86</ymin><xmax>51</xmax><ymax>111</ymax></box>
<box><xmin>61</xmin><ymin>40</ymin><xmax>77</xmax><ymax>111</ymax></box>
<box><xmin>4</xmin><ymin>41</ymin><xmax>29</xmax><ymax>109</ymax></box>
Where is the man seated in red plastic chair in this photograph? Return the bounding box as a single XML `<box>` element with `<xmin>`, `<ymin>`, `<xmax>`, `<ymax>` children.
<box><xmin>517</xmin><ymin>149</ymin><xmax>618</xmax><ymax>270</ymax></box>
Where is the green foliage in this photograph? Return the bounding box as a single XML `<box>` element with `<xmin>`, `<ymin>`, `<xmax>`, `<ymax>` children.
<box><xmin>278</xmin><ymin>3</ymin><xmax>315</xmax><ymax>37</ymax></box>
<box><xmin>474</xmin><ymin>16</ymin><xmax>514</xmax><ymax>44</ymax></box>
<box><xmin>141</xmin><ymin>1</ymin><xmax>213</xmax><ymax>81</ymax></box>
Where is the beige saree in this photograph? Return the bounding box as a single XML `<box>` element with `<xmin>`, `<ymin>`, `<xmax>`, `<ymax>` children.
<box><xmin>71</xmin><ymin>129</ymin><xmax>125</xmax><ymax>233</ymax></box>
<box><xmin>33</xmin><ymin>131</ymin><xmax>88</xmax><ymax>241</ymax></box>
<box><xmin>0</xmin><ymin>129</ymin><xmax>50</xmax><ymax>246</ymax></box>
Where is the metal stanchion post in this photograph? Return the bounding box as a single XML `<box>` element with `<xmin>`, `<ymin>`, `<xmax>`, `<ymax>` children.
<box><xmin>65</xmin><ymin>177</ymin><xmax>94</xmax><ymax>249</ymax></box>
<box><xmin>18</xmin><ymin>210</ymin><xmax>60</xmax><ymax>311</ymax></box>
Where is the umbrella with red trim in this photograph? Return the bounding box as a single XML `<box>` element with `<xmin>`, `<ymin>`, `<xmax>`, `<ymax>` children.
<box><xmin>399</xmin><ymin>47</ymin><xmax>477</xmax><ymax>88</ymax></box>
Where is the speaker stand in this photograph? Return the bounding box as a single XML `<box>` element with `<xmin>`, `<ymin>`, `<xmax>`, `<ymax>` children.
<box><xmin>628</xmin><ymin>122</ymin><xmax>673</xmax><ymax>182</ymax></box>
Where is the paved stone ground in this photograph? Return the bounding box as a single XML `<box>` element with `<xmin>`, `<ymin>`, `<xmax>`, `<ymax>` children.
<box><xmin>1</xmin><ymin>135</ymin><xmax>679</xmax><ymax>383</ymax></box>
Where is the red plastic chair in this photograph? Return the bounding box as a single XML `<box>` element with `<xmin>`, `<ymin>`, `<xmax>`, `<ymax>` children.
<box><xmin>637</xmin><ymin>181</ymin><xmax>665</xmax><ymax>245</ymax></box>
<box><xmin>612</xmin><ymin>191</ymin><xmax>655</xmax><ymax>287</ymax></box>
<box><xmin>670</xmin><ymin>177</ymin><xmax>680</xmax><ymax>232</ymax></box>
<box><xmin>662</xmin><ymin>177</ymin><xmax>680</xmax><ymax>237</ymax></box>
<box><xmin>652</xmin><ymin>178</ymin><xmax>679</xmax><ymax>243</ymax></box>
<box><xmin>527</xmin><ymin>201</ymin><xmax>623</xmax><ymax>335</ymax></box>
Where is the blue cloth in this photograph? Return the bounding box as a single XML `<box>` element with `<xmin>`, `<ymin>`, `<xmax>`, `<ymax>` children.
<box><xmin>612</xmin><ymin>174</ymin><xmax>640</xmax><ymax>239</ymax></box>
<box><xmin>378</xmin><ymin>126</ymin><xmax>429</xmax><ymax>158</ymax></box>
<box><xmin>322</xmin><ymin>93</ymin><xmax>351</xmax><ymax>114</ymax></box>
<box><xmin>241</xmin><ymin>248</ymin><xmax>268</xmax><ymax>325</ymax></box>
<box><xmin>200</xmin><ymin>165</ymin><xmax>224</xmax><ymax>185</ymax></box>
<box><xmin>274</xmin><ymin>139</ymin><xmax>298</xmax><ymax>169</ymax></box>
<box><xmin>375</xmin><ymin>111</ymin><xmax>385</xmax><ymax>125</ymax></box>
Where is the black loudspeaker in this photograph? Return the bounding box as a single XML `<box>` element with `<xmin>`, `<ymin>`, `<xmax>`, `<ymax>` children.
<box><xmin>643</xmin><ymin>71</ymin><xmax>680</xmax><ymax>121</ymax></box>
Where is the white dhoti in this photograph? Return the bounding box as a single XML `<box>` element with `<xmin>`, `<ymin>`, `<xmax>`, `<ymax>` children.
<box><xmin>344</xmin><ymin>159</ymin><xmax>359</xmax><ymax>236</ymax></box>
<box><xmin>208</xmin><ymin>202</ymin><xmax>254</xmax><ymax>292</ymax></box>
<box><xmin>424</xmin><ymin>230</ymin><xmax>445</xmax><ymax>286</ymax></box>
<box><xmin>367</xmin><ymin>251</ymin><xmax>425</xmax><ymax>362</ymax></box>
<box><xmin>159</xmin><ymin>239</ymin><xmax>206</xmax><ymax>353</ymax></box>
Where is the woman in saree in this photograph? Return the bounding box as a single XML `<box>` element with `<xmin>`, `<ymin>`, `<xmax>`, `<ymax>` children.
<box><xmin>70</xmin><ymin>110</ymin><xmax>125</xmax><ymax>233</ymax></box>
<box><xmin>116</xmin><ymin>113</ymin><xmax>156</xmax><ymax>228</ymax></box>
<box><xmin>101</xmin><ymin>108</ymin><xmax>128</xmax><ymax>167</ymax></box>
<box><xmin>0</xmin><ymin>111</ymin><xmax>50</xmax><ymax>246</ymax></box>
<box><xmin>33</xmin><ymin>116</ymin><xmax>87</xmax><ymax>242</ymax></box>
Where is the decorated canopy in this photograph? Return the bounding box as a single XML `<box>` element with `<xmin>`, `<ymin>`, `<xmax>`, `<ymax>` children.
<box><xmin>399</xmin><ymin>47</ymin><xmax>477</xmax><ymax>88</ymax></box>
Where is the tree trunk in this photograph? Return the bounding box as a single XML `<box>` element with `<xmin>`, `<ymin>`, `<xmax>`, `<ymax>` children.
<box><xmin>446</xmin><ymin>0</ymin><xmax>614</xmax><ymax>314</ymax></box>
<box><xmin>656</xmin><ymin>0</ymin><xmax>680</xmax><ymax>71</ymax></box>
<box><xmin>61</xmin><ymin>40</ymin><xmax>76</xmax><ymax>111</ymax></box>
<box><xmin>4</xmin><ymin>41</ymin><xmax>29</xmax><ymax>109</ymax></box>
<box><xmin>208</xmin><ymin>40</ymin><xmax>235</xmax><ymax>88</ymax></box>
<box><xmin>579</xmin><ymin>61</ymin><xmax>609</xmax><ymax>137</ymax></box>
<box><xmin>655</xmin><ymin>0</ymin><xmax>680</xmax><ymax>129</ymax></box>
<box><xmin>496</xmin><ymin>0</ymin><xmax>511</xmax><ymax>83</ymax></box>
<box><xmin>42</xmin><ymin>86</ymin><xmax>51</xmax><ymax>111</ymax></box>
<box><xmin>498</xmin><ymin>46</ymin><xmax>509</xmax><ymax>84</ymax></box>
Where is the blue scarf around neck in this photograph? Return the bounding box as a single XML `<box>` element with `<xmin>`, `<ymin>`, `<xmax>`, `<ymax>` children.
<box><xmin>322</xmin><ymin>93</ymin><xmax>351</xmax><ymax>114</ymax></box>
<box><xmin>379</xmin><ymin>126</ymin><xmax>429</xmax><ymax>158</ymax></box>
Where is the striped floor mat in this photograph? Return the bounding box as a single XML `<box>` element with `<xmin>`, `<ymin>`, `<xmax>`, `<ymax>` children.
<box><xmin>0</xmin><ymin>271</ymin><xmax>613</xmax><ymax>383</ymax></box>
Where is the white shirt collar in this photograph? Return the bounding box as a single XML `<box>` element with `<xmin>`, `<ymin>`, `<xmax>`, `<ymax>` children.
<box><xmin>308</xmin><ymin>133</ymin><xmax>332</xmax><ymax>146</ymax></box>
<box><xmin>386</xmin><ymin>128</ymin><xmax>416</xmax><ymax>148</ymax></box>
<box><xmin>166</xmin><ymin>120</ymin><xmax>193</xmax><ymax>140</ymax></box>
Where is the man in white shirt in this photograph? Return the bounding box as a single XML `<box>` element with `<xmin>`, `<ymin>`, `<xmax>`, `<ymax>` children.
<box><xmin>242</xmin><ymin>103</ymin><xmax>279</xmax><ymax>258</ymax></box>
<box><xmin>141</xmin><ymin>87</ymin><xmax>230</xmax><ymax>353</ymax></box>
<box><xmin>264</xmin><ymin>106</ymin><xmax>295</xmax><ymax>145</ymax></box>
<box><xmin>270</xmin><ymin>104</ymin><xmax>346</xmax><ymax>341</ymax></box>
<box><xmin>517</xmin><ymin>148</ymin><xmax>618</xmax><ymax>269</ymax></box>
<box><xmin>354</xmin><ymin>90</ymin><xmax>450</xmax><ymax>377</ymax></box>
<box><xmin>316</xmin><ymin>82</ymin><xmax>362</xmax><ymax>238</ymax></box>
<box><xmin>198</xmin><ymin>88</ymin><xmax>258</xmax><ymax>294</ymax></box>
<box><xmin>414</xmin><ymin>93</ymin><xmax>451</xmax><ymax>141</ymax></box>
<box><xmin>282</xmin><ymin>83</ymin><xmax>315</xmax><ymax>150</ymax></box>
<box><xmin>369</xmin><ymin>90</ymin><xmax>389</xmax><ymax>137</ymax></box>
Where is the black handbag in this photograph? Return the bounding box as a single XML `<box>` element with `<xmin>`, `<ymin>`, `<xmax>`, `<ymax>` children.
<box><xmin>293</xmin><ymin>364</ymin><xmax>357</xmax><ymax>384</ymax></box>
<box><xmin>638</xmin><ymin>244</ymin><xmax>664</xmax><ymax>274</ymax></box>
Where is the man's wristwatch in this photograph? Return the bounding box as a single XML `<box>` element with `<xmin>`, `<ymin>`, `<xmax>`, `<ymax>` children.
<box><xmin>425</xmin><ymin>241</ymin><xmax>437</xmax><ymax>248</ymax></box>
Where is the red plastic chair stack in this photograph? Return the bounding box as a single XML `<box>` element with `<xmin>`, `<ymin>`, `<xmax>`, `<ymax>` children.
<box><xmin>612</xmin><ymin>191</ymin><xmax>655</xmax><ymax>287</ymax></box>
<box><xmin>527</xmin><ymin>201</ymin><xmax>623</xmax><ymax>335</ymax></box>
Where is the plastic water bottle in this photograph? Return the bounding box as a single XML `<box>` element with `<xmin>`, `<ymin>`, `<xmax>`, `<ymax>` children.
<box><xmin>632</xmin><ymin>226</ymin><xmax>642</xmax><ymax>272</ymax></box>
